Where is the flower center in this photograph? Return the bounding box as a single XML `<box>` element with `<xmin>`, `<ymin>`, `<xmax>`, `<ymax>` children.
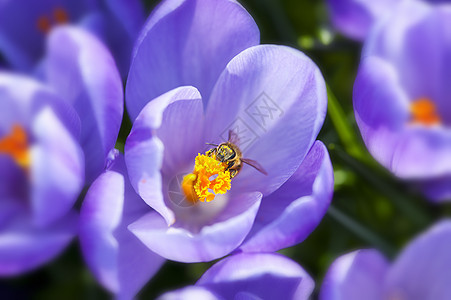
<box><xmin>410</xmin><ymin>98</ymin><xmax>441</xmax><ymax>126</ymax></box>
<box><xmin>37</xmin><ymin>7</ymin><xmax>69</xmax><ymax>34</ymax></box>
<box><xmin>0</xmin><ymin>124</ymin><xmax>30</xmax><ymax>171</ymax></box>
<box><xmin>181</xmin><ymin>153</ymin><xmax>232</xmax><ymax>203</ymax></box>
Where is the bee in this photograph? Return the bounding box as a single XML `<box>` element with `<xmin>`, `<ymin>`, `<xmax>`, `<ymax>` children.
<box><xmin>206</xmin><ymin>130</ymin><xmax>268</xmax><ymax>178</ymax></box>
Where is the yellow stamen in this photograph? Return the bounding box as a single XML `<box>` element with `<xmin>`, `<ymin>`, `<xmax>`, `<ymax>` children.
<box><xmin>181</xmin><ymin>153</ymin><xmax>231</xmax><ymax>203</ymax></box>
<box><xmin>410</xmin><ymin>98</ymin><xmax>441</xmax><ymax>126</ymax></box>
<box><xmin>0</xmin><ymin>124</ymin><xmax>30</xmax><ymax>171</ymax></box>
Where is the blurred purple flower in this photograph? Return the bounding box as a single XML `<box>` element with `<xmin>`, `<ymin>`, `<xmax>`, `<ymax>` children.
<box><xmin>326</xmin><ymin>0</ymin><xmax>398</xmax><ymax>41</ymax></box>
<box><xmin>0</xmin><ymin>72</ymin><xmax>84</xmax><ymax>275</ymax></box>
<box><xmin>79</xmin><ymin>150</ymin><xmax>164</xmax><ymax>299</ymax></box>
<box><xmin>320</xmin><ymin>219</ymin><xmax>451</xmax><ymax>300</ymax></box>
<box><xmin>326</xmin><ymin>0</ymin><xmax>450</xmax><ymax>41</ymax></box>
<box><xmin>0</xmin><ymin>0</ymin><xmax>145</xmax><ymax>76</ymax></box>
<box><xmin>124</xmin><ymin>0</ymin><xmax>333</xmax><ymax>263</ymax></box>
<box><xmin>0</xmin><ymin>25</ymin><xmax>123</xmax><ymax>275</ymax></box>
<box><xmin>158</xmin><ymin>253</ymin><xmax>314</xmax><ymax>300</ymax></box>
<box><xmin>354</xmin><ymin>1</ymin><xmax>451</xmax><ymax>202</ymax></box>
<box><xmin>43</xmin><ymin>25</ymin><xmax>124</xmax><ymax>183</ymax></box>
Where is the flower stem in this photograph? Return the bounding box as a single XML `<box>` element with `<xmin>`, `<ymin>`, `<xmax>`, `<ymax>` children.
<box><xmin>332</xmin><ymin>147</ymin><xmax>433</xmax><ymax>228</ymax></box>
<box><xmin>326</xmin><ymin>84</ymin><xmax>370</xmax><ymax>162</ymax></box>
<box><xmin>327</xmin><ymin>205</ymin><xmax>397</xmax><ymax>258</ymax></box>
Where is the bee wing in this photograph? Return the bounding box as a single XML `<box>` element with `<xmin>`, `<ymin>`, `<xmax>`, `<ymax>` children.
<box><xmin>241</xmin><ymin>158</ymin><xmax>268</xmax><ymax>175</ymax></box>
<box><xmin>228</xmin><ymin>130</ymin><xmax>240</xmax><ymax>145</ymax></box>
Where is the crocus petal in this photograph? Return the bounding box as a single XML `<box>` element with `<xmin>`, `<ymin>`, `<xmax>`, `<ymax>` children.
<box><xmin>45</xmin><ymin>25</ymin><xmax>123</xmax><ymax>182</ymax></box>
<box><xmin>390</xmin><ymin>127</ymin><xmax>451</xmax><ymax>178</ymax></box>
<box><xmin>128</xmin><ymin>192</ymin><xmax>261</xmax><ymax>263</ymax></box>
<box><xmin>126</xmin><ymin>0</ymin><xmax>260</xmax><ymax>119</ymax></box>
<box><xmin>0</xmin><ymin>72</ymin><xmax>80</xmax><ymax>138</ymax></box>
<box><xmin>326</xmin><ymin>0</ymin><xmax>397</xmax><ymax>41</ymax></box>
<box><xmin>157</xmin><ymin>286</ymin><xmax>221</xmax><ymax>300</ymax></box>
<box><xmin>125</xmin><ymin>86</ymin><xmax>203</xmax><ymax>225</ymax></box>
<box><xmin>197</xmin><ymin>253</ymin><xmax>314</xmax><ymax>300</ymax></box>
<box><xmin>100</xmin><ymin>0</ymin><xmax>145</xmax><ymax>76</ymax></box>
<box><xmin>353</xmin><ymin>56</ymin><xmax>410</xmax><ymax>173</ymax></box>
<box><xmin>421</xmin><ymin>176</ymin><xmax>451</xmax><ymax>203</ymax></box>
<box><xmin>363</xmin><ymin>0</ymin><xmax>431</xmax><ymax>61</ymax></box>
<box><xmin>364</xmin><ymin>1</ymin><xmax>451</xmax><ymax>118</ymax></box>
<box><xmin>0</xmin><ymin>210</ymin><xmax>77</xmax><ymax>276</ymax></box>
<box><xmin>320</xmin><ymin>249</ymin><xmax>389</xmax><ymax>300</ymax></box>
<box><xmin>80</xmin><ymin>153</ymin><xmax>164</xmax><ymax>299</ymax></box>
<box><xmin>239</xmin><ymin>141</ymin><xmax>333</xmax><ymax>252</ymax></box>
<box><xmin>384</xmin><ymin>220</ymin><xmax>451</xmax><ymax>300</ymax></box>
<box><xmin>31</xmin><ymin>107</ymin><xmax>84</xmax><ymax>227</ymax></box>
<box><xmin>0</xmin><ymin>158</ymin><xmax>27</xmax><ymax>228</ymax></box>
<box><xmin>0</xmin><ymin>0</ymin><xmax>96</xmax><ymax>71</ymax></box>
<box><xmin>204</xmin><ymin>45</ymin><xmax>327</xmax><ymax>196</ymax></box>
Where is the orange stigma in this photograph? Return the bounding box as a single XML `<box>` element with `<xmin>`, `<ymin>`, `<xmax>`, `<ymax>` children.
<box><xmin>36</xmin><ymin>7</ymin><xmax>69</xmax><ymax>34</ymax></box>
<box><xmin>0</xmin><ymin>125</ymin><xmax>31</xmax><ymax>171</ymax></box>
<box><xmin>54</xmin><ymin>7</ymin><xmax>69</xmax><ymax>24</ymax></box>
<box><xmin>181</xmin><ymin>154</ymin><xmax>232</xmax><ymax>203</ymax></box>
<box><xmin>410</xmin><ymin>98</ymin><xmax>441</xmax><ymax>126</ymax></box>
<box><xmin>37</xmin><ymin>16</ymin><xmax>52</xmax><ymax>34</ymax></box>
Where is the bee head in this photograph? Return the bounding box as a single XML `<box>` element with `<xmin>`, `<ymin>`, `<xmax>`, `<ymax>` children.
<box><xmin>216</xmin><ymin>144</ymin><xmax>235</xmax><ymax>162</ymax></box>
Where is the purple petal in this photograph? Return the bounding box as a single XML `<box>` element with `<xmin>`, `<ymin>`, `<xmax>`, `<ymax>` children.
<box><xmin>353</xmin><ymin>56</ymin><xmax>410</xmax><ymax>173</ymax></box>
<box><xmin>80</xmin><ymin>153</ymin><xmax>164</xmax><ymax>299</ymax></box>
<box><xmin>81</xmin><ymin>0</ymin><xmax>145</xmax><ymax>78</ymax></box>
<box><xmin>45</xmin><ymin>25</ymin><xmax>123</xmax><ymax>182</ymax></box>
<box><xmin>384</xmin><ymin>220</ymin><xmax>451</xmax><ymax>300</ymax></box>
<box><xmin>100</xmin><ymin>0</ymin><xmax>145</xmax><ymax>76</ymax></box>
<box><xmin>0</xmin><ymin>0</ymin><xmax>96</xmax><ymax>71</ymax></box>
<box><xmin>125</xmin><ymin>86</ymin><xmax>203</xmax><ymax>225</ymax></box>
<box><xmin>320</xmin><ymin>249</ymin><xmax>389</xmax><ymax>300</ymax></box>
<box><xmin>0</xmin><ymin>72</ymin><xmax>80</xmax><ymax>138</ymax></box>
<box><xmin>355</xmin><ymin>57</ymin><xmax>451</xmax><ymax>179</ymax></box>
<box><xmin>204</xmin><ymin>45</ymin><xmax>327</xmax><ymax>196</ymax></box>
<box><xmin>0</xmin><ymin>210</ymin><xmax>77</xmax><ymax>276</ymax></box>
<box><xmin>30</xmin><ymin>107</ymin><xmax>84</xmax><ymax>227</ymax></box>
<box><xmin>104</xmin><ymin>0</ymin><xmax>144</xmax><ymax>39</ymax></box>
<box><xmin>157</xmin><ymin>286</ymin><xmax>220</xmax><ymax>300</ymax></box>
<box><xmin>391</xmin><ymin>127</ymin><xmax>451</xmax><ymax>178</ymax></box>
<box><xmin>126</xmin><ymin>0</ymin><xmax>260</xmax><ymax>119</ymax></box>
<box><xmin>421</xmin><ymin>176</ymin><xmax>451</xmax><ymax>203</ymax></box>
<box><xmin>363</xmin><ymin>1</ymin><xmax>432</xmax><ymax>61</ymax></box>
<box><xmin>239</xmin><ymin>141</ymin><xmax>333</xmax><ymax>252</ymax></box>
<box><xmin>197</xmin><ymin>253</ymin><xmax>314</xmax><ymax>300</ymax></box>
<box><xmin>0</xmin><ymin>158</ymin><xmax>27</xmax><ymax>229</ymax></box>
<box><xmin>326</xmin><ymin>0</ymin><xmax>397</xmax><ymax>41</ymax></box>
<box><xmin>128</xmin><ymin>192</ymin><xmax>261</xmax><ymax>263</ymax></box>
<box><xmin>364</xmin><ymin>1</ymin><xmax>451</xmax><ymax>120</ymax></box>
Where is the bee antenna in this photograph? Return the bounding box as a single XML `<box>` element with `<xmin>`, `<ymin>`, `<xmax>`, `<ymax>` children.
<box><xmin>206</xmin><ymin>143</ymin><xmax>218</xmax><ymax>146</ymax></box>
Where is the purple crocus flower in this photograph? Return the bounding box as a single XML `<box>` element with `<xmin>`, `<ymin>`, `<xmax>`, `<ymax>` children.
<box><xmin>326</xmin><ymin>0</ymin><xmax>450</xmax><ymax>41</ymax></box>
<box><xmin>158</xmin><ymin>253</ymin><xmax>314</xmax><ymax>300</ymax></box>
<box><xmin>0</xmin><ymin>25</ymin><xmax>123</xmax><ymax>275</ymax></box>
<box><xmin>0</xmin><ymin>72</ymin><xmax>84</xmax><ymax>275</ymax></box>
<box><xmin>79</xmin><ymin>150</ymin><xmax>164</xmax><ymax>299</ymax></box>
<box><xmin>320</xmin><ymin>220</ymin><xmax>451</xmax><ymax>300</ymax></box>
<box><xmin>0</xmin><ymin>0</ymin><xmax>145</xmax><ymax>76</ymax></box>
<box><xmin>124</xmin><ymin>0</ymin><xmax>333</xmax><ymax>263</ymax></box>
<box><xmin>353</xmin><ymin>0</ymin><xmax>451</xmax><ymax>202</ymax></box>
<box><xmin>43</xmin><ymin>25</ymin><xmax>124</xmax><ymax>183</ymax></box>
<box><xmin>326</xmin><ymin>0</ymin><xmax>398</xmax><ymax>41</ymax></box>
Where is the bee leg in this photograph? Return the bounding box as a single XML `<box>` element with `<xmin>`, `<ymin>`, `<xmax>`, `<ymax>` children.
<box><xmin>206</xmin><ymin>148</ymin><xmax>216</xmax><ymax>157</ymax></box>
<box><xmin>229</xmin><ymin>169</ymin><xmax>237</xmax><ymax>178</ymax></box>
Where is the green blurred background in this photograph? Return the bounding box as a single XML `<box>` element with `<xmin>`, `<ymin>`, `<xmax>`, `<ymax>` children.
<box><xmin>1</xmin><ymin>0</ymin><xmax>450</xmax><ymax>299</ymax></box>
